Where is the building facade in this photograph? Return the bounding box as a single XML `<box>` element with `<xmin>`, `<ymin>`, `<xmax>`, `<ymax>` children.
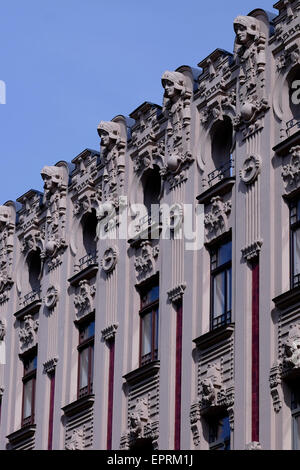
<box><xmin>0</xmin><ymin>1</ymin><xmax>300</xmax><ymax>451</ymax></box>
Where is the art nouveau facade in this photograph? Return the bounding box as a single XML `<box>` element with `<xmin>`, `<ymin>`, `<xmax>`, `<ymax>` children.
<box><xmin>0</xmin><ymin>1</ymin><xmax>300</xmax><ymax>450</ymax></box>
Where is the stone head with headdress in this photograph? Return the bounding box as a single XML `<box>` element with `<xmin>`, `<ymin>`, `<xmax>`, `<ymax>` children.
<box><xmin>233</xmin><ymin>15</ymin><xmax>260</xmax><ymax>46</ymax></box>
<box><xmin>161</xmin><ymin>70</ymin><xmax>186</xmax><ymax>100</ymax></box>
<box><xmin>97</xmin><ymin>121</ymin><xmax>120</xmax><ymax>149</ymax></box>
<box><xmin>41</xmin><ymin>166</ymin><xmax>64</xmax><ymax>192</ymax></box>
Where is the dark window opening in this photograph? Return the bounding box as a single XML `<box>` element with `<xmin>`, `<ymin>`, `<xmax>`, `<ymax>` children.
<box><xmin>139</xmin><ymin>280</ymin><xmax>159</xmax><ymax>367</ymax></box>
<box><xmin>27</xmin><ymin>250</ymin><xmax>41</xmax><ymax>294</ymax></box>
<box><xmin>142</xmin><ymin>166</ymin><xmax>161</xmax><ymax>218</ymax></box>
<box><xmin>77</xmin><ymin>318</ymin><xmax>95</xmax><ymax>398</ymax></box>
<box><xmin>291</xmin><ymin>380</ymin><xmax>300</xmax><ymax>449</ymax></box>
<box><xmin>207</xmin><ymin>414</ymin><xmax>231</xmax><ymax>450</ymax></box>
<box><xmin>21</xmin><ymin>351</ymin><xmax>37</xmax><ymax>427</ymax></box>
<box><xmin>290</xmin><ymin>199</ymin><xmax>300</xmax><ymax>289</ymax></box>
<box><xmin>209</xmin><ymin>118</ymin><xmax>233</xmax><ymax>187</ymax></box>
<box><xmin>210</xmin><ymin>240</ymin><xmax>232</xmax><ymax>330</ymax></box>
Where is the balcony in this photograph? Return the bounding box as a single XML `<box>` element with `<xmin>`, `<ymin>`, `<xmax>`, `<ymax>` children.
<box><xmin>197</xmin><ymin>161</ymin><xmax>235</xmax><ymax>205</ymax></box>
<box><xmin>128</xmin><ymin>214</ymin><xmax>160</xmax><ymax>245</ymax></box>
<box><xmin>68</xmin><ymin>251</ymin><xmax>98</xmax><ymax>287</ymax></box>
<box><xmin>211</xmin><ymin>310</ymin><xmax>232</xmax><ymax>330</ymax></box>
<box><xmin>14</xmin><ymin>290</ymin><xmax>42</xmax><ymax>320</ymax></box>
<box><xmin>287</xmin><ymin>118</ymin><xmax>300</xmax><ymax>138</ymax></box>
<box><xmin>207</xmin><ymin>160</ymin><xmax>234</xmax><ymax>187</ymax></box>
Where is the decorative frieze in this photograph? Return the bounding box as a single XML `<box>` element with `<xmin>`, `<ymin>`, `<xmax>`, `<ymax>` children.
<box><xmin>134</xmin><ymin>241</ymin><xmax>159</xmax><ymax>282</ymax></box>
<box><xmin>19</xmin><ymin>315</ymin><xmax>39</xmax><ymax>353</ymax></box>
<box><xmin>74</xmin><ymin>280</ymin><xmax>96</xmax><ymax>320</ymax></box>
<box><xmin>282</xmin><ymin>145</ymin><xmax>300</xmax><ymax>193</ymax></box>
<box><xmin>204</xmin><ymin>196</ymin><xmax>231</xmax><ymax>242</ymax></box>
<box><xmin>241</xmin><ymin>240</ymin><xmax>263</xmax><ymax>262</ymax></box>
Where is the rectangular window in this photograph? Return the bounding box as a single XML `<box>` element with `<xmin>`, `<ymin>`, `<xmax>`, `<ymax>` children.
<box><xmin>77</xmin><ymin>319</ymin><xmax>94</xmax><ymax>398</ymax></box>
<box><xmin>291</xmin><ymin>384</ymin><xmax>300</xmax><ymax>450</ymax></box>
<box><xmin>21</xmin><ymin>353</ymin><xmax>37</xmax><ymax>427</ymax></box>
<box><xmin>210</xmin><ymin>240</ymin><xmax>232</xmax><ymax>330</ymax></box>
<box><xmin>290</xmin><ymin>200</ymin><xmax>300</xmax><ymax>289</ymax></box>
<box><xmin>208</xmin><ymin>415</ymin><xmax>231</xmax><ymax>450</ymax></box>
<box><xmin>139</xmin><ymin>281</ymin><xmax>159</xmax><ymax>367</ymax></box>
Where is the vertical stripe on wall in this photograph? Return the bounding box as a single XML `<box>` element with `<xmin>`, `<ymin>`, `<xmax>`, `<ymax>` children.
<box><xmin>106</xmin><ymin>338</ymin><xmax>115</xmax><ymax>450</ymax></box>
<box><xmin>47</xmin><ymin>372</ymin><xmax>55</xmax><ymax>450</ymax></box>
<box><xmin>174</xmin><ymin>300</ymin><xmax>183</xmax><ymax>450</ymax></box>
<box><xmin>251</xmin><ymin>261</ymin><xmax>259</xmax><ymax>442</ymax></box>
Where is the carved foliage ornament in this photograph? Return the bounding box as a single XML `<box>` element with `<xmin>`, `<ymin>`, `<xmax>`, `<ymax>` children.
<box><xmin>44</xmin><ymin>285</ymin><xmax>59</xmax><ymax>309</ymax></box>
<box><xmin>134</xmin><ymin>241</ymin><xmax>159</xmax><ymax>282</ymax></box>
<box><xmin>101</xmin><ymin>323</ymin><xmax>118</xmax><ymax>342</ymax></box>
<box><xmin>19</xmin><ymin>315</ymin><xmax>39</xmax><ymax>352</ymax></box>
<box><xmin>100</xmin><ymin>246</ymin><xmax>118</xmax><ymax>273</ymax></box>
<box><xmin>282</xmin><ymin>145</ymin><xmax>300</xmax><ymax>192</ymax></box>
<box><xmin>240</xmin><ymin>154</ymin><xmax>262</xmax><ymax>184</ymax></box>
<box><xmin>204</xmin><ymin>196</ymin><xmax>231</xmax><ymax>240</ymax></box>
<box><xmin>65</xmin><ymin>427</ymin><xmax>85</xmax><ymax>451</ymax></box>
<box><xmin>0</xmin><ymin>205</ymin><xmax>14</xmax><ymax>302</ymax></box>
<box><xmin>74</xmin><ymin>280</ymin><xmax>96</xmax><ymax>319</ymax></box>
<box><xmin>0</xmin><ymin>319</ymin><xmax>6</xmax><ymax>342</ymax></box>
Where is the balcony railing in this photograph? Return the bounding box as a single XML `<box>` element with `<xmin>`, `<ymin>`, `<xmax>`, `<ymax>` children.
<box><xmin>286</xmin><ymin>118</ymin><xmax>300</xmax><ymax>137</ymax></box>
<box><xmin>211</xmin><ymin>310</ymin><xmax>231</xmax><ymax>330</ymax></box>
<box><xmin>140</xmin><ymin>349</ymin><xmax>158</xmax><ymax>367</ymax></box>
<box><xmin>23</xmin><ymin>290</ymin><xmax>41</xmax><ymax>306</ymax></box>
<box><xmin>207</xmin><ymin>160</ymin><xmax>234</xmax><ymax>187</ymax></box>
<box><xmin>78</xmin><ymin>251</ymin><xmax>97</xmax><ymax>271</ymax></box>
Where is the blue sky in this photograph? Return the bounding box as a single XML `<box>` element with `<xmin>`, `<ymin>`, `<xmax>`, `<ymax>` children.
<box><xmin>0</xmin><ymin>0</ymin><xmax>277</xmax><ymax>204</ymax></box>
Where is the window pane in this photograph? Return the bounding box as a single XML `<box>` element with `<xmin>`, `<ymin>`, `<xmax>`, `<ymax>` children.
<box><xmin>23</xmin><ymin>379</ymin><xmax>33</xmax><ymax>419</ymax></box>
<box><xmin>141</xmin><ymin>284</ymin><xmax>159</xmax><ymax>308</ymax></box>
<box><xmin>24</xmin><ymin>355</ymin><xmax>37</xmax><ymax>374</ymax></box>
<box><xmin>142</xmin><ymin>313</ymin><xmax>152</xmax><ymax>356</ymax></box>
<box><xmin>155</xmin><ymin>308</ymin><xmax>159</xmax><ymax>351</ymax></box>
<box><xmin>213</xmin><ymin>272</ymin><xmax>225</xmax><ymax>318</ymax></box>
<box><xmin>227</xmin><ymin>267</ymin><xmax>232</xmax><ymax>312</ymax></box>
<box><xmin>222</xmin><ymin>416</ymin><xmax>231</xmax><ymax>450</ymax></box>
<box><xmin>293</xmin><ymin>228</ymin><xmax>300</xmax><ymax>276</ymax></box>
<box><xmin>218</xmin><ymin>241</ymin><xmax>232</xmax><ymax>266</ymax></box>
<box><xmin>90</xmin><ymin>345</ymin><xmax>94</xmax><ymax>387</ymax></box>
<box><xmin>80</xmin><ymin>320</ymin><xmax>95</xmax><ymax>342</ymax></box>
<box><xmin>293</xmin><ymin>415</ymin><xmax>300</xmax><ymax>450</ymax></box>
<box><xmin>79</xmin><ymin>348</ymin><xmax>89</xmax><ymax>389</ymax></box>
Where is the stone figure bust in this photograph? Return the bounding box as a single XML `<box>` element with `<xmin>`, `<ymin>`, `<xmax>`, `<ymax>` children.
<box><xmin>233</xmin><ymin>15</ymin><xmax>260</xmax><ymax>48</ymax></box>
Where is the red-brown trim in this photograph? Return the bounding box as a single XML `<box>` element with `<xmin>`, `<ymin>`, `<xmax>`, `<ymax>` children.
<box><xmin>174</xmin><ymin>300</ymin><xmax>183</xmax><ymax>450</ymax></box>
<box><xmin>252</xmin><ymin>261</ymin><xmax>259</xmax><ymax>442</ymax></box>
<box><xmin>106</xmin><ymin>338</ymin><xmax>115</xmax><ymax>450</ymax></box>
<box><xmin>47</xmin><ymin>372</ymin><xmax>55</xmax><ymax>450</ymax></box>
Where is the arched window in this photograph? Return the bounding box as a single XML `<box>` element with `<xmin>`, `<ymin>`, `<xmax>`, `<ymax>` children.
<box><xmin>27</xmin><ymin>250</ymin><xmax>41</xmax><ymax>293</ymax></box>
<box><xmin>142</xmin><ymin>166</ymin><xmax>161</xmax><ymax>217</ymax></box>
<box><xmin>79</xmin><ymin>209</ymin><xmax>98</xmax><ymax>269</ymax></box>
<box><xmin>285</xmin><ymin>65</ymin><xmax>300</xmax><ymax>136</ymax></box>
<box><xmin>208</xmin><ymin>117</ymin><xmax>233</xmax><ymax>187</ymax></box>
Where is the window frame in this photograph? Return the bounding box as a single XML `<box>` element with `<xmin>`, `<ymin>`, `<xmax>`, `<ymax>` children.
<box><xmin>77</xmin><ymin>317</ymin><xmax>95</xmax><ymax>399</ymax></box>
<box><xmin>210</xmin><ymin>238</ymin><xmax>232</xmax><ymax>330</ymax></box>
<box><xmin>138</xmin><ymin>278</ymin><xmax>159</xmax><ymax>367</ymax></box>
<box><xmin>291</xmin><ymin>384</ymin><xmax>300</xmax><ymax>450</ymax></box>
<box><xmin>208</xmin><ymin>414</ymin><xmax>231</xmax><ymax>450</ymax></box>
<box><xmin>290</xmin><ymin>199</ymin><xmax>300</xmax><ymax>289</ymax></box>
<box><xmin>21</xmin><ymin>350</ymin><xmax>37</xmax><ymax>427</ymax></box>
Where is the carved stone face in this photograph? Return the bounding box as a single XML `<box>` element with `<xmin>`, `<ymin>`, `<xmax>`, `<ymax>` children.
<box><xmin>100</xmin><ymin>130</ymin><xmax>111</xmax><ymax>148</ymax></box>
<box><xmin>0</xmin><ymin>207</ymin><xmax>10</xmax><ymax>229</ymax></box>
<box><xmin>42</xmin><ymin>174</ymin><xmax>53</xmax><ymax>190</ymax></box>
<box><xmin>163</xmin><ymin>79</ymin><xmax>176</xmax><ymax>98</ymax></box>
<box><xmin>234</xmin><ymin>23</ymin><xmax>251</xmax><ymax>45</ymax></box>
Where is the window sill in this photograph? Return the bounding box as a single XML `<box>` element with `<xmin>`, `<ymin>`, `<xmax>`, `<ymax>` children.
<box><xmin>193</xmin><ymin>323</ymin><xmax>234</xmax><ymax>350</ymax></box>
<box><xmin>14</xmin><ymin>298</ymin><xmax>42</xmax><ymax>321</ymax></box>
<box><xmin>273</xmin><ymin>286</ymin><xmax>300</xmax><ymax>311</ymax></box>
<box><xmin>196</xmin><ymin>177</ymin><xmax>235</xmax><ymax>205</ymax></box>
<box><xmin>68</xmin><ymin>263</ymin><xmax>98</xmax><ymax>286</ymax></box>
<box><xmin>273</xmin><ymin>129</ymin><xmax>300</xmax><ymax>157</ymax></box>
<box><xmin>62</xmin><ymin>394</ymin><xmax>95</xmax><ymax>418</ymax></box>
<box><xmin>6</xmin><ymin>423</ymin><xmax>36</xmax><ymax>447</ymax></box>
<box><xmin>123</xmin><ymin>360</ymin><xmax>160</xmax><ymax>386</ymax></box>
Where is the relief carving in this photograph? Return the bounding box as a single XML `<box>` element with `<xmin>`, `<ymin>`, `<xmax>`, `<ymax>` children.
<box><xmin>44</xmin><ymin>285</ymin><xmax>59</xmax><ymax>310</ymax></box>
<box><xmin>100</xmin><ymin>246</ymin><xmax>118</xmax><ymax>273</ymax></box>
<box><xmin>41</xmin><ymin>165</ymin><xmax>68</xmax><ymax>269</ymax></box>
<box><xmin>233</xmin><ymin>15</ymin><xmax>269</xmax><ymax>127</ymax></box>
<box><xmin>134</xmin><ymin>241</ymin><xmax>159</xmax><ymax>282</ymax></box>
<box><xmin>240</xmin><ymin>154</ymin><xmax>262</xmax><ymax>184</ymax></box>
<box><xmin>74</xmin><ymin>280</ymin><xmax>96</xmax><ymax>319</ymax></box>
<box><xmin>0</xmin><ymin>205</ymin><xmax>15</xmax><ymax>304</ymax></box>
<box><xmin>65</xmin><ymin>427</ymin><xmax>85</xmax><ymax>450</ymax></box>
<box><xmin>161</xmin><ymin>70</ymin><xmax>194</xmax><ymax>188</ymax></box>
<box><xmin>0</xmin><ymin>319</ymin><xmax>6</xmax><ymax>342</ymax></box>
<box><xmin>282</xmin><ymin>145</ymin><xmax>300</xmax><ymax>193</ymax></box>
<box><xmin>19</xmin><ymin>315</ymin><xmax>39</xmax><ymax>353</ymax></box>
<box><xmin>204</xmin><ymin>196</ymin><xmax>231</xmax><ymax>241</ymax></box>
